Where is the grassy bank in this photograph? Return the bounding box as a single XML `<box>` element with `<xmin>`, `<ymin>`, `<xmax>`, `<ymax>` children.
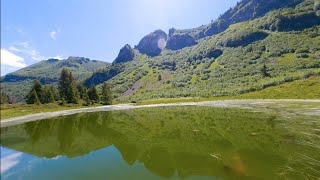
<box><xmin>237</xmin><ymin>76</ymin><xmax>320</xmax><ymax>99</ymax></box>
<box><xmin>137</xmin><ymin>76</ymin><xmax>320</xmax><ymax>105</ymax></box>
<box><xmin>0</xmin><ymin>103</ymin><xmax>102</xmax><ymax>120</ymax></box>
<box><xmin>1</xmin><ymin>76</ymin><xmax>319</xmax><ymax>120</ymax></box>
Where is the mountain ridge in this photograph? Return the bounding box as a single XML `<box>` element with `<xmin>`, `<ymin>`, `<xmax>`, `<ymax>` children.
<box><xmin>1</xmin><ymin>56</ymin><xmax>110</xmax><ymax>101</ymax></box>
<box><xmin>84</xmin><ymin>0</ymin><xmax>320</xmax><ymax>101</ymax></box>
<box><xmin>1</xmin><ymin>0</ymin><xmax>320</xmax><ymax>102</ymax></box>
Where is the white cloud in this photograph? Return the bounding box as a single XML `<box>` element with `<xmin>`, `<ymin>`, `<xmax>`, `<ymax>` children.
<box><xmin>50</xmin><ymin>55</ymin><xmax>66</xmax><ymax>60</ymax></box>
<box><xmin>50</xmin><ymin>31</ymin><xmax>57</xmax><ymax>40</ymax></box>
<box><xmin>18</xmin><ymin>41</ymin><xmax>30</xmax><ymax>49</ymax></box>
<box><xmin>9</xmin><ymin>42</ymin><xmax>45</xmax><ymax>61</ymax></box>
<box><xmin>29</xmin><ymin>50</ymin><xmax>45</xmax><ymax>61</ymax></box>
<box><xmin>0</xmin><ymin>152</ymin><xmax>23</xmax><ymax>174</ymax></box>
<box><xmin>50</xmin><ymin>28</ymin><xmax>60</xmax><ymax>40</ymax></box>
<box><xmin>8</xmin><ymin>46</ymin><xmax>22</xmax><ymax>52</ymax></box>
<box><xmin>0</xmin><ymin>49</ymin><xmax>27</xmax><ymax>68</ymax></box>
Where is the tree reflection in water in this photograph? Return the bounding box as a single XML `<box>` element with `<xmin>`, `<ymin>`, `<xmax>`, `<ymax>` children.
<box><xmin>1</xmin><ymin>106</ymin><xmax>319</xmax><ymax>179</ymax></box>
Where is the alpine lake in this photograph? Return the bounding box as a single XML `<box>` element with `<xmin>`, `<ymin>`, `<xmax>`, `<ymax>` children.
<box><xmin>1</xmin><ymin>102</ymin><xmax>319</xmax><ymax>180</ymax></box>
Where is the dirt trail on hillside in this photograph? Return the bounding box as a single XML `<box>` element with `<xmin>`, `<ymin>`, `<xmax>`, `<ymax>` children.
<box><xmin>1</xmin><ymin>99</ymin><xmax>319</xmax><ymax>127</ymax></box>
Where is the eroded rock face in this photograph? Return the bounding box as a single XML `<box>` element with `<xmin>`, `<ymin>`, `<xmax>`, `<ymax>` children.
<box><xmin>263</xmin><ymin>12</ymin><xmax>320</xmax><ymax>32</ymax></box>
<box><xmin>114</xmin><ymin>44</ymin><xmax>135</xmax><ymax>64</ymax></box>
<box><xmin>47</xmin><ymin>59</ymin><xmax>60</xmax><ymax>63</ymax></box>
<box><xmin>166</xmin><ymin>28</ymin><xmax>197</xmax><ymax>50</ymax></box>
<box><xmin>219</xmin><ymin>31</ymin><xmax>269</xmax><ymax>47</ymax></box>
<box><xmin>204</xmin><ymin>0</ymin><xmax>303</xmax><ymax>36</ymax></box>
<box><xmin>206</xmin><ymin>49</ymin><xmax>223</xmax><ymax>59</ymax></box>
<box><xmin>135</xmin><ymin>30</ymin><xmax>167</xmax><ymax>57</ymax></box>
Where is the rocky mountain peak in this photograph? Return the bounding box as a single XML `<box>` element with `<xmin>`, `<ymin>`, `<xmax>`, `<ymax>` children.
<box><xmin>114</xmin><ymin>44</ymin><xmax>135</xmax><ymax>64</ymax></box>
<box><xmin>135</xmin><ymin>29</ymin><xmax>167</xmax><ymax>57</ymax></box>
<box><xmin>169</xmin><ymin>28</ymin><xmax>176</xmax><ymax>37</ymax></box>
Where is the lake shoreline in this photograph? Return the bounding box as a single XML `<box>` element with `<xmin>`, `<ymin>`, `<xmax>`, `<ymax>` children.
<box><xmin>1</xmin><ymin>99</ymin><xmax>320</xmax><ymax>127</ymax></box>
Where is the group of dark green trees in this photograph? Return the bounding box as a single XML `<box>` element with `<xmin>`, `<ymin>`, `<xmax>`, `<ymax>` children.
<box><xmin>25</xmin><ymin>80</ymin><xmax>57</xmax><ymax>105</ymax></box>
<box><xmin>25</xmin><ymin>68</ymin><xmax>113</xmax><ymax>105</ymax></box>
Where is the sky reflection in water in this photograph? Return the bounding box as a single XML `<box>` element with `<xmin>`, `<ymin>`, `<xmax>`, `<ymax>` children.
<box><xmin>1</xmin><ymin>106</ymin><xmax>319</xmax><ymax>180</ymax></box>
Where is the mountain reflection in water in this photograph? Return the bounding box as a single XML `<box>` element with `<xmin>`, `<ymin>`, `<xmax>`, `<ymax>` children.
<box><xmin>1</xmin><ymin>106</ymin><xmax>319</xmax><ymax>180</ymax></box>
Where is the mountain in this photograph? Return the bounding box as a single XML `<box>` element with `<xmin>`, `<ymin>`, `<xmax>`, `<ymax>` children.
<box><xmin>136</xmin><ymin>0</ymin><xmax>306</xmax><ymax>53</ymax></box>
<box><xmin>85</xmin><ymin>0</ymin><xmax>320</xmax><ymax>101</ymax></box>
<box><xmin>1</xmin><ymin>57</ymin><xmax>109</xmax><ymax>102</ymax></box>
<box><xmin>2</xmin><ymin>0</ymin><xmax>320</xmax><ymax>103</ymax></box>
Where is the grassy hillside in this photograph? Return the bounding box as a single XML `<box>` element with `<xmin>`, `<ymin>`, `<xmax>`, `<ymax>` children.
<box><xmin>1</xmin><ymin>76</ymin><xmax>319</xmax><ymax>119</ymax></box>
<box><xmin>1</xmin><ymin>57</ymin><xmax>109</xmax><ymax>102</ymax></box>
<box><xmin>167</xmin><ymin>0</ymin><xmax>304</xmax><ymax>40</ymax></box>
<box><xmin>2</xmin><ymin>0</ymin><xmax>319</xmax><ymax>104</ymax></box>
<box><xmin>238</xmin><ymin>76</ymin><xmax>320</xmax><ymax>99</ymax></box>
<box><xmin>136</xmin><ymin>76</ymin><xmax>320</xmax><ymax>105</ymax></box>
<box><xmin>85</xmin><ymin>0</ymin><xmax>320</xmax><ymax>102</ymax></box>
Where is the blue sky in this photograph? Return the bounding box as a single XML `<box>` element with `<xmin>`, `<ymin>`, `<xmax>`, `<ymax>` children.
<box><xmin>1</xmin><ymin>0</ymin><xmax>238</xmax><ymax>75</ymax></box>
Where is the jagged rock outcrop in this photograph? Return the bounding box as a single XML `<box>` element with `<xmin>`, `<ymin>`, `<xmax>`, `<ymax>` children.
<box><xmin>262</xmin><ymin>11</ymin><xmax>320</xmax><ymax>32</ymax></box>
<box><xmin>84</xmin><ymin>72</ymin><xmax>113</xmax><ymax>87</ymax></box>
<box><xmin>206</xmin><ymin>49</ymin><xmax>223</xmax><ymax>59</ymax></box>
<box><xmin>84</xmin><ymin>64</ymin><xmax>124</xmax><ymax>87</ymax></box>
<box><xmin>157</xmin><ymin>0</ymin><xmax>303</xmax><ymax>42</ymax></box>
<box><xmin>204</xmin><ymin>0</ymin><xmax>303</xmax><ymax>36</ymax></box>
<box><xmin>114</xmin><ymin>44</ymin><xmax>135</xmax><ymax>64</ymax></box>
<box><xmin>47</xmin><ymin>58</ymin><xmax>60</xmax><ymax>63</ymax></box>
<box><xmin>166</xmin><ymin>28</ymin><xmax>197</xmax><ymax>50</ymax></box>
<box><xmin>220</xmin><ymin>31</ymin><xmax>269</xmax><ymax>47</ymax></box>
<box><xmin>135</xmin><ymin>30</ymin><xmax>167</xmax><ymax>57</ymax></box>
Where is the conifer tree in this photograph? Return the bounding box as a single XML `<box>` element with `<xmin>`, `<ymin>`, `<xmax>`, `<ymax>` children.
<box><xmin>49</xmin><ymin>85</ymin><xmax>60</xmax><ymax>101</ymax></box>
<box><xmin>34</xmin><ymin>80</ymin><xmax>44</xmax><ymax>101</ymax></box>
<box><xmin>25</xmin><ymin>80</ymin><xmax>44</xmax><ymax>104</ymax></box>
<box><xmin>83</xmin><ymin>93</ymin><xmax>91</xmax><ymax>106</ymax></box>
<box><xmin>88</xmin><ymin>86</ymin><xmax>100</xmax><ymax>104</ymax></box>
<box><xmin>101</xmin><ymin>83</ymin><xmax>113</xmax><ymax>105</ymax></box>
<box><xmin>59</xmin><ymin>68</ymin><xmax>69</xmax><ymax>100</ymax></box>
<box><xmin>60</xmin><ymin>97</ymin><xmax>66</xmax><ymax>106</ymax></box>
<box><xmin>59</xmin><ymin>69</ymin><xmax>78</xmax><ymax>103</ymax></box>
<box><xmin>26</xmin><ymin>90</ymin><xmax>41</xmax><ymax>104</ymax></box>
<box><xmin>69</xmin><ymin>71</ymin><xmax>78</xmax><ymax>103</ymax></box>
<box><xmin>77</xmin><ymin>83</ymin><xmax>86</xmax><ymax>99</ymax></box>
<box><xmin>42</xmin><ymin>86</ymin><xmax>55</xmax><ymax>103</ymax></box>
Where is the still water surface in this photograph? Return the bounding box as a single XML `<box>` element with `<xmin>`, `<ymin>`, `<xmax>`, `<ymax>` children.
<box><xmin>1</xmin><ymin>106</ymin><xmax>319</xmax><ymax>179</ymax></box>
